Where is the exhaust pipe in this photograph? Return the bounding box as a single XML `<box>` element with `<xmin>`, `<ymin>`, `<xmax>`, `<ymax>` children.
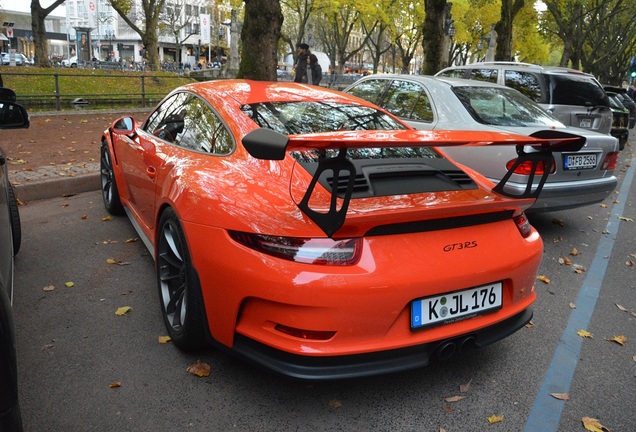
<box><xmin>435</xmin><ymin>341</ymin><xmax>457</xmax><ymax>361</ymax></box>
<box><xmin>458</xmin><ymin>336</ymin><xmax>477</xmax><ymax>354</ymax></box>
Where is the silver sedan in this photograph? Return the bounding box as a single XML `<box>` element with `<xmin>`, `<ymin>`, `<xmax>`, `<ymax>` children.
<box><xmin>344</xmin><ymin>75</ymin><xmax>619</xmax><ymax>212</ymax></box>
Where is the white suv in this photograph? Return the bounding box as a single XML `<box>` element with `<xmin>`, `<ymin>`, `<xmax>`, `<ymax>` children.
<box><xmin>436</xmin><ymin>62</ymin><xmax>612</xmax><ymax>135</ymax></box>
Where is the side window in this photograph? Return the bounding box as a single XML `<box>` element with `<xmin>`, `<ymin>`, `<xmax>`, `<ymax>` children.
<box><xmin>178</xmin><ymin>96</ymin><xmax>234</xmax><ymax>155</ymax></box>
<box><xmin>383</xmin><ymin>80</ymin><xmax>426</xmax><ymax>120</ymax></box>
<box><xmin>504</xmin><ymin>70</ymin><xmax>542</xmax><ymax>102</ymax></box>
<box><xmin>144</xmin><ymin>92</ymin><xmax>189</xmax><ymax>143</ymax></box>
<box><xmin>347</xmin><ymin>79</ymin><xmax>389</xmax><ymax>105</ymax></box>
<box><xmin>469</xmin><ymin>68</ymin><xmax>498</xmax><ymax>83</ymax></box>
<box><xmin>438</xmin><ymin>69</ymin><xmax>467</xmax><ymax>79</ymax></box>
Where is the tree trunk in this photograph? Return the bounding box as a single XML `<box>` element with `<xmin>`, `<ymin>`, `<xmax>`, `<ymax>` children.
<box><xmin>494</xmin><ymin>0</ymin><xmax>524</xmax><ymax>61</ymax></box>
<box><xmin>31</xmin><ymin>0</ymin><xmax>66</xmax><ymax>67</ymax></box>
<box><xmin>238</xmin><ymin>0</ymin><xmax>283</xmax><ymax>80</ymax></box>
<box><xmin>422</xmin><ymin>0</ymin><xmax>446</xmax><ymax>75</ymax></box>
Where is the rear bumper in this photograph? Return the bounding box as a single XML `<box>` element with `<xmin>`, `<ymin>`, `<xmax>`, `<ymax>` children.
<box><xmin>500</xmin><ymin>176</ymin><xmax>617</xmax><ymax>212</ymax></box>
<box><xmin>231</xmin><ymin>308</ymin><xmax>533</xmax><ymax>380</ymax></box>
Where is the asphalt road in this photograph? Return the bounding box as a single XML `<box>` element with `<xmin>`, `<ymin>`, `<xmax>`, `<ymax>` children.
<box><xmin>13</xmin><ymin>148</ymin><xmax>636</xmax><ymax>432</ymax></box>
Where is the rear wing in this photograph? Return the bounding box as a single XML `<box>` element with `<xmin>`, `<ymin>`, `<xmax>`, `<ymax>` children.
<box><xmin>242</xmin><ymin>128</ymin><xmax>585</xmax><ymax>237</ymax></box>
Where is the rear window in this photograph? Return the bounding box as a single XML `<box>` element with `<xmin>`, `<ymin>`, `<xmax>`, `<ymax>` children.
<box><xmin>548</xmin><ymin>74</ymin><xmax>609</xmax><ymax>107</ymax></box>
<box><xmin>242</xmin><ymin>102</ymin><xmax>406</xmax><ymax>135</ymax></box>
<box><xmin>437</xmin><ymin>69</ymin><xmax>467</xmax><ymax>79</ymax></box>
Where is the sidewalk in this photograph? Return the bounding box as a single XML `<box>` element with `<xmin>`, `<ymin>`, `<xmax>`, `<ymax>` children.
<box><xmin>4</xmin><ymin>108</ymin><xmax>150</xmax><ymax>202</ymax></box>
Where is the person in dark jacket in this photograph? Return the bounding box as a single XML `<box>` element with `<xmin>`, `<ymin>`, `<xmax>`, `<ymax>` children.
<box><xmin>293</xmin><ymin>43</ymin><xmax>310</xmax><ymax>83</ymax></box>
<box><xmin>307</xmin><ymin>54</ymin><xmax>322</xmax><ymax>85</ymax></box>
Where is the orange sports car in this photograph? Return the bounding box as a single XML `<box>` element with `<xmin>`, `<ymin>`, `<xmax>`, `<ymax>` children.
<box><xmin>100</xmin><ymin>80</ymin><xmax>583</xmax><ymax>379</ymax></box>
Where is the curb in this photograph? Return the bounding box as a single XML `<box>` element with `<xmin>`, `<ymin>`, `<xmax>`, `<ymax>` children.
<box><xmin>13</xmin><ymin>171</ymin><xmax>100</xmax><ymax>203</ymax></box>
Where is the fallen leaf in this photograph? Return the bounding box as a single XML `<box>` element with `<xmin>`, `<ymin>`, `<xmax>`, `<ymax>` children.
<box><xmin>581</xmin><ymin>416</ymin><xmax>609</xmax><ymax>432</ymax></box>
<box><xmin>599</xmin><ymin>204</ymin><xmax>607</xmax><ymax>208</ymax></box>
<box><xmin>459</xmin><ymin>380</ymin><xmax>472</xmax><ymax>393</ymax></box>
<box><xmin>125</xmin><ymin>237</ymin><xmax>139</xmax><ymax>243</ymax></box>
<box><xmin>445</xmin><ymin>395</ymin><xmax>465</xmax><ymax>403</ymax></box>
<box><xmin>618</xmin><ymin>216</ymin><xmax>633</xmax><ymax>222</ymax></box>
<box><xmin>569</xmin><ymin>303</ymin><xmax>576</xmax><ymax>309</ymax></box>
<box><xmin>553</xmin><ymin>236</ymin><xmax>563</xmax><ymax>243</ymax></box>
<box><xmin>627</xmin><ymin>260</ymin><xmax>634</xmax><ymax>267</ymax></box>
<box><xmin>577</xmin><ymin>329</ymin><xmax>593</xmax><ymax>338</ymax></box>
<box><xmin>616</xmin><ymin>304</ymin><xmax>628</xmax><ymax>312</ymax></box>
<box><xmin>442</xmin><ymin>406</ymin><xmax>454</xmax><ymax>412</ymax></box>
<box><xmin>64</xmin><ymin>281</ymin><xmax>75</xmax><ymax>287</ymax></box>
<box><xmin>81</xmin><ymin>215</ymin><xmax>88</xmax><ymax>220</ymax></box>
<box><xmin>101</xmin><ymin>215</ymin><xmax>113</xmax><ymax>221</ymax></box>
<box><xmin>570</xmin><ymin>247</ymin><xmax>579</xmax><ymax>256</ymax></box>
<box><xmin>559</xmin><ymin>257</ymin><xmax>573</xmax><ymax>265</ymax></box>
<box><xmin>487</xmin><ymin>415</ymin><xmax>504</xmax><ymax>424</ymax></box>
<box><xmin>328</xmin><ymin>399</ymin><xmax>342</xmax><ymax>409</ymax></box>
<box><xmin>109</xmin><ymin>381</ymin><xmax>121</xmax><ymax>388</ymax></box>
<box><xmin>187</xmin><ymin>360</ymin><xmax>211</xmax><ymax>377</ymax></box>
<box><xmin>537</xmin><ymin>275</ymin><xmax>551</xmax><ymax>284</ymax></box>
<box><xmin>550</xmin><ymin>393</ymin><xmax>570</xmax><ymax>400</ymax></box>
<box><xmin>552</xmin><ymin>218</ymin><xmax>565</xmax><ymax>227</ymax></box>
<box><xmin>525</xmin><ymin>321</ymin><xmax>535</xmax><ymax>328</ymax></box>
<box><xmin>115</xmin><ymin>306</ymin><xmax>132</xmax><ymax>316</ymax></box>
<box><xmin>607</xmin><ymin>335</ymin><xmax>627</xmax><ymax>346</ymax></box>
<box><xmin>158</xmin><ymin>336</ymin><xmax>172</xmax><ymax>344</ymax></box>
<box><xmin>106</xmin><ymin>258</ymin><xmax>131</xmax><ymax>266</ymax></box>
<box><xmin>42</xmin><ymin>285</ymin><xmax>55</xmax><ymax>292</ymax></box>
<box><xmin>629</xmin><ymin>253</ymin><xmax>636</xmax><ymax>259</ymax></box>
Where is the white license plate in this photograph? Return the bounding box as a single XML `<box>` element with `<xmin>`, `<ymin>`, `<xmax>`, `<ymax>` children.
<box><xmin>564</xmin><ymin>153</ymin><xmax>597</xmax><ymax>170</ymax></box>
<box><xmin>580</xmin><ymin>118</ymin><xmax>592</xmax><ymax>128</ymax></box>
<box><xmin>411</xmin><ymin>282</ymin><xmax>503</xmax><ymax>330</ymax></box>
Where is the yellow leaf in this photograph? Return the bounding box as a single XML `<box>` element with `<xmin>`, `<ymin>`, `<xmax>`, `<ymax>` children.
<box><xmin>537</xmin><ymin>275</ymin><xmax>551</xmax><ymax>284</ymax></box>
<box><xmin>577</xmin><ymin>329</ymin><xmax>593</xmax><ymax>338</ymax></box>
<box><xmin>106</xmin><ymin>258</ymin><xmax>118</xmax><ymax>264</ymax></box>
<box><xmin>559</xmin><ymin>257</ymin><xmax>572</xmax><ymax>265</ymax></box>
<box><xmin>599</xmin><ymin>204</ymin><xmax>607</xmax><ymax>208</ymax></box>
<box><xmin>101</xmin><ymin>215</ymin><xmax>112</xmax><ymax>221</ymax></box>
<box><xmin>487</xmin><ymin>415</ymin><xmax>504</xmax><ymax>424</ymax></box>
<box><xmin>618</xmin><ymin>216</ymin><xmax>633</xmax><ymax>222</ymax></box>
<box><xmin>187</xmin><ymin>360</ymin><xmax>211</xmax><ymax>377</ymax></box>
<box><xmin>158</xmin><ymin>336</ymin><xmax>172</xmax><ymax>344</ymax></box>
<box><xmin>582</xmin><ymin>416</ymin><xmax>610</xmax><ymax>432</ymax></box>
<box><xmin>109</xmin><ymin>381</ymin><xmax>121</xmax><ymax>388</ymax></box>
<box><xmin>525</xmin><ymin>321</ymin><xmax>535</xmax><ymax>328</ymax></box>
<box><xmin>570</xmin><ymin>247</ymin><xmax>579</xmax><ymax>256</ymax></box>
<box><xmin>550</xmin><ymin>393</ymin><xmax>570</xmax><ymax>400</ymax></box>
<box><xmin>444</xmin><ymin>395</ymin><xmax>465</xmax><ymax>403</ymax></box>
<box><xmin>65</xmin><ymin>281</ymin><xmax>75</xmax><ymax>287</ymax></box>
<box><xmin>125</xmin><ymin>237</ymin><xmax>139</xmax><ymax>243</ymax></box>
<box><xmin>607</xmin><ymin>335</ymin><xmax>627</xmax><ymax>346</ymax></box>
<box><xmin>115</xmin><ymin>306</ymin><xmax>132</xmax><ymax>316</ymax></box>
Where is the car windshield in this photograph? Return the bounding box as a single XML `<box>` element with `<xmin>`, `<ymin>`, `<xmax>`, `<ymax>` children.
<box><xmin>452</xmin><ymin>86</ymin><xmax>564</xmax><ymax>127</ymax></box>
<box><xmin>242</xmin><ymin>101</ymin><xmax>406</xmax><ymax>135</ymax></box>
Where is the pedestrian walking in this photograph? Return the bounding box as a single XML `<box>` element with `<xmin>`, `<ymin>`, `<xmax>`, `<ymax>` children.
<box><xmin>293</xmin><ymin>43</ymin><xmax>310</xmax><ymax>83</ymax></box>
<box><xmin>307</xmin><ymin>54</ymin><xmax>323</xmax><ymax>86</ymax></box>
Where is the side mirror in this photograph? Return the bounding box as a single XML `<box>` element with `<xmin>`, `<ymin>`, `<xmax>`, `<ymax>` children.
<box><xmin>0</xmin><ymin>101</ymin><xmax>30</xmax><ymax>130</ymax></box>
<box><xmin>112</xmin><ymin>116</ymin><xmax>135</xmax><ymax>133</ymax></box>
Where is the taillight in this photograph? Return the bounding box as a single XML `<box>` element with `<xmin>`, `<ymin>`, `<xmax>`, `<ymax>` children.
<box><xmin>514</xmin><ymin>213</ymin><xmax>533</xmax><ymax>238</ymax></box>
<box><xmin>229</xmin><ymin>231</ymin><xmax>362</xmax><ymax>265</ymax></box>
<box><xmin>600</xmin><ymin>152</ymin><xmax>619</xmax><ymax>170</ymax></box>
<box><xmin>506</xmin><ymin>157</ymin><xmax>556</xmax><ymax>175</ymax></box>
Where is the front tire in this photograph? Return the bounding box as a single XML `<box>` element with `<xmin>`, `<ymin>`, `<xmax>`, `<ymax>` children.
<box><xmin>156</xmin><ymin>208</ymin><xmax>208</xmax><ymax>351</ymax></box>
<box><xmin>7</xmin><ymin>186</ymin><xmax>21</xmax><ymax>255</ymax></box>
<box><xmin>100</xmin><ymin>141</ymin><xmax>124</xmax><ymax>215</ymax></box>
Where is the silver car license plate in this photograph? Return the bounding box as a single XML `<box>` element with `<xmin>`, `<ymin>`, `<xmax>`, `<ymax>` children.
<box><xmin>411</xmin><ymin>282</ymin><xmax>502</xmax><ymax>330</ymax></box>
<box><xmin>564</xmin><ymin>153</ymin><xmax>597</xmax><ymax>170</ymax></box>
<box><xmin>579</xmin><ymin>118</ymin><xmax>592</xmax><ymax>128</ymax></box>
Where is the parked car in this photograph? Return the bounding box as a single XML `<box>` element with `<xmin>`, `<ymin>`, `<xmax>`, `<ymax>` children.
<box><xmin>61</xmin><ymin>55</ymin><xmax>78</xmax><ymax>67</ymax></box>
<box><xmin>436</xmin><ymin>62</ymin><xmax>613</xmax><ymax>136</ymax></box>
<box><xmin>100</xmin><ymin>79</ymin><xmax>585</xmax><ymax>379</ymax></box>
<box><xmin>0</xmin><ymin>87</ymin><xmax>29</xmax><ymax>432</ymax></box>
<box><xmin>344</xmin><ymin>75</ymin><xmax>618</xmax><ymax>212</ymax></box>
<box><xmin>1</xmin><ymin>53</ymin><xmax>24</xmax><ymax>66</ymax></box>
<box><xmin>603</xmin><ymin>89</ymin><xmax>630</xmax><ymax>150</ymax></box>
<box><xmin>613</xmin><ymin>90</ymin><xmax>636</xmax><ymax>129</ymax></box>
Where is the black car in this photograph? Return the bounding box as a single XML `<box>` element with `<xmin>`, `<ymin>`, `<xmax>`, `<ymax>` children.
<box><xmin>0</xmin><ymin>86</ymin><xmax>29</xmax><ymax>432</ymax></box>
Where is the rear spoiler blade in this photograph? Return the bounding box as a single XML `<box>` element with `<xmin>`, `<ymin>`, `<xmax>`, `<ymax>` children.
<box><xmin>242</xmin><ymin>128</ymin><xmax>585</xmax><ymax>237</ymax></box>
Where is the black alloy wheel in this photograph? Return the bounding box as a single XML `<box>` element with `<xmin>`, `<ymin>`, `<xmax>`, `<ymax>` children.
<box><xmin>156</xmin><ymin>208</ymin><xmax>208</xmax><ymax>350</ymax></box>
<box><xmin>100</xmin><ymin>141</ymin><xmax>124</xmax><ymax>215</ymax></box>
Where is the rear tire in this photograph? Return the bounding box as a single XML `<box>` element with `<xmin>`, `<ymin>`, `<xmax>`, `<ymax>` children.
<box><xmin>156</xmin><ymin>208</ymin><xmax>208</xmax><ymax>351</ymax></box>
<box><xmin>100</xmin><ymin>141</ymin><xmax>124</xmax><ymax>215</ymax></box>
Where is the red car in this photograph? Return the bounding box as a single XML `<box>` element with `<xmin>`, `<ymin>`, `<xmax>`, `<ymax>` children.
<box><xmin>100</xmin><ymin>80</ymin><xmax>583</xmax><ymax>379</ymax></box>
